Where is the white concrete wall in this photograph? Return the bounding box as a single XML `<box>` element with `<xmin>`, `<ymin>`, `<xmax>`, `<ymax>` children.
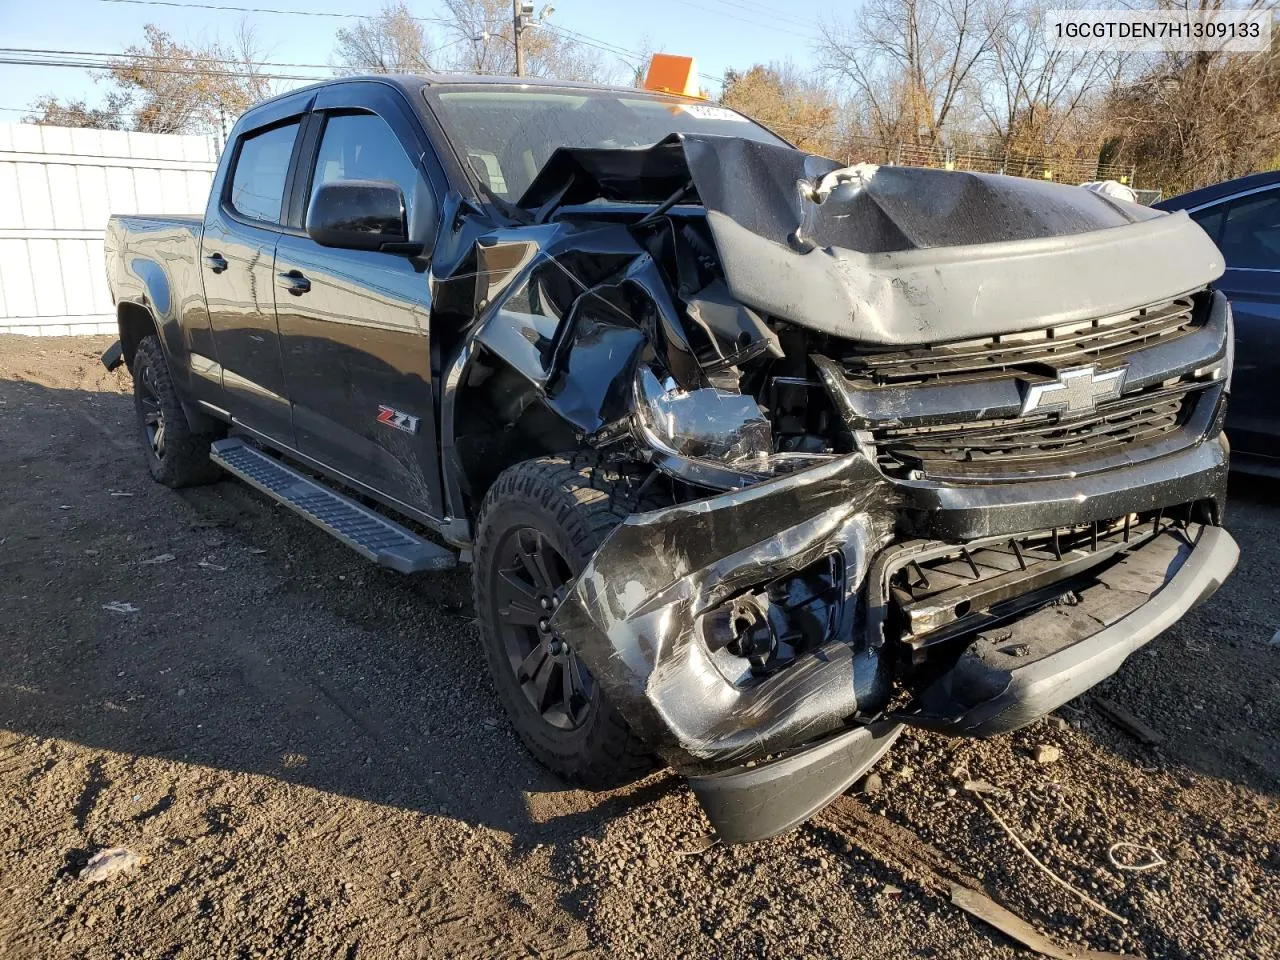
<box><xmin>0</xmin><ymin>123</ymin><xmax>218</xmax><ymax>336</ymax></box>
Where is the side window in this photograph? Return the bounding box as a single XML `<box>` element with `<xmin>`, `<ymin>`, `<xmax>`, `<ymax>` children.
<box><xmin>229</xmin><ymin>121</ymin><xmax>300</xmax><ymax>224</ymax></box>
<box><xmin>1220</xmin><ymin>193</ymin><xmax>1280</xmax><ymax>270</ymax></box>
<box><xmin>308</xmin><ymin>112</ymin><xmax>423</xmax><ymax>224</ymax></box>
<box><xmin>1190</xmin><ymin>205</ymin><xmax>1225</xmax><ymax>245</ymax></box>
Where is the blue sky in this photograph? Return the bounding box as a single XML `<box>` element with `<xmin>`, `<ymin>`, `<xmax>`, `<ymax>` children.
<box><xmin>0</xmin><ymin>0</ymin><xmax>829</xmax><ymax>119</ymax></box>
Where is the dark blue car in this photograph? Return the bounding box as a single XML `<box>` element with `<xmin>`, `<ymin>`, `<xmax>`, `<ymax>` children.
<box><xmin>1157</xmin><ymin>171</ymin><xmax>1280</xmax><ymax>474</ymax></box>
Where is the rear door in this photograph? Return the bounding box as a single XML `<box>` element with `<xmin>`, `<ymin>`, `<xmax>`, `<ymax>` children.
<box><xmin>1192</xmin><ymin>189</ymin><xmax>1280</xmax><ymax>459</ymax></box>
<box><xmin>273</xmin><ymin>81</ymin><xmax>446</xmax><ymax>519</ymax></box>
<box><xmin>202</xmin><ymin>104</ymin><xmax>308</xmax><ymax>445</ymax></box>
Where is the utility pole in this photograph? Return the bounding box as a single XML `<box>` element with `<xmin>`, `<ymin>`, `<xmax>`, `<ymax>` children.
<box><xmin>513</xmin><ymin>0</ymin><xmax>526</xmax><ymax>77</ymax></box>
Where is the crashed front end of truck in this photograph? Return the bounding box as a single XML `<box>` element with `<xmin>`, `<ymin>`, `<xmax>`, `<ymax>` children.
<box><xmin>436</xmin><ymin>134</ymin><xmax>1238</xmax><ymax>842</ymax></box>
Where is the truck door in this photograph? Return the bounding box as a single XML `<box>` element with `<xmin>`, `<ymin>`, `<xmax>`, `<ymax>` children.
<box><xmin>273</xmin><ymin>84</ymin><xmax>445</xmax><ymax>519</ymax></box>
<box><xmin>202</xmin><ymin>112</ymin><xmax>306</xmax><ymax>445</ymax></box>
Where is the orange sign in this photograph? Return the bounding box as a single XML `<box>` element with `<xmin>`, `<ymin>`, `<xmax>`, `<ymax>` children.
<box><xmin>643</xmin><ymin>54</ymin><xmax>701</xmax><ymax>98</ymax></box>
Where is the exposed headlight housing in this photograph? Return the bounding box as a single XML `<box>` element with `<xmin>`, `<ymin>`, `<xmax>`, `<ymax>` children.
<box><xmin>634</xmin><ymin>366</ymin><xmax>772</xmax><ymax>465</ymax></box>
<box><xmin>633</xmin><ymin>367</ymin><xmax>835</xmax><ymax>487</ymax></box>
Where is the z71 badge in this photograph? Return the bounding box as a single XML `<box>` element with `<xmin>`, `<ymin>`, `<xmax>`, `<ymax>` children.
<box><xmin>376</xmin><ymin>405</ymin><xmax>420</xmax><ymax>435</ymax></box>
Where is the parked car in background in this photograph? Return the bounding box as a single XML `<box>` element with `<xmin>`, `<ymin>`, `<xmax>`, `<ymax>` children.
<box><xmin>1157</xmin><ymin>172</ymin><xmax>1280</xmax><ymax>475</ymax></box>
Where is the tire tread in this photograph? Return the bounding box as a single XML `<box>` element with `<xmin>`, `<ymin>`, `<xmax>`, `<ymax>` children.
<box><xmin>473</xmin><ymin>454</ymin><xmax>654</xmax><ymax>788</ymax></box>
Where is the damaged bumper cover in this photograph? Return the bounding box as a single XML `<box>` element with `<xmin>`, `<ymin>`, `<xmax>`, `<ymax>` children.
<box><xmin>551</xmin><ymin>442</ymin><xmax>1236</xmax><ymax>842</ymax></box>
<box><xmin>903</xmin><ymin>521</ymin><xmax>1237</xmax><ymax>736</ymax></box>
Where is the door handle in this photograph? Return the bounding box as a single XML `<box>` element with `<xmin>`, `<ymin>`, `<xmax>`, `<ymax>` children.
<box><xmin>277</xmin><ymin>270</ymin><xmax>311</xmax><ymax>296</ymax></box>
<box><xmin>204</xmin><ymin>252</ymin><xmax>228</xmax><ymax>273</ymax></box>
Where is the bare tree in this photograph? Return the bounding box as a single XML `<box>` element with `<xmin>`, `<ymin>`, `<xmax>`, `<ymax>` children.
<box><xmin>977</xmin><ymin>0</ymin><xmax>1123</xmax><ymax>154</ymax></box>
<box><xmin>429</xmin><ymin>0</ymin><xmax>608</xmax><ymax>80</ymax></box>
<box><xmin>818</xmin><ymin>0</ymin><xmax>1005</xmax><ymax>151</ymax></box>
<box><xmin>1105</xmin><ymin>21</ymin><xmax>1280</xmax><ymax>192</ymax></box>
<box><xmin>332</xmin><ymin>2</ymin><xmax>435</xmax><ymax>74</ymax></box>
<box><xmin>721</xmin><ymin>63</ymin><xmax>840</xmax><ymax>155</ymax></box>
<box><xmin>27</xmin><ymin>22</ymin><xmax>275</xmax><ymax>135</ymax></box>
<box><xmin>24</xmin><ymin>93</ymin><xmax>130</xmax><ymax>130</ymax></box>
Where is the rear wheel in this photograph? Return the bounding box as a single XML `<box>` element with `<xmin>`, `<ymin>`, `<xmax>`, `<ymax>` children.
<box><xmin>131</xmin><ymin>335</ymin><xmax>222</xmax><ymax>488</ymax></box>
<box><xmin>473</xmin><ymin>456</ymin><xmax>652</xmax><ymax>788</ymax></box>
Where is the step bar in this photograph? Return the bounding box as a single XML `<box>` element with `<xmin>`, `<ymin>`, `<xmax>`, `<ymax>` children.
<box><xmin>209</xmin><ymin>438</ymin><xmax>456</xmax><ymax>573</ymax></box>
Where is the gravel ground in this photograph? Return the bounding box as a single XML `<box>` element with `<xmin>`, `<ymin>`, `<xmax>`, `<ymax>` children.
<box><xmin>0</xmin><ymin>335</ymin><xmax>1277</xmax><ymax>959</ymax></box>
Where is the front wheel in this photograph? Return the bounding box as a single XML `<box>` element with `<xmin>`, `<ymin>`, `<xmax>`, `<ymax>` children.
<box><xmin>131</xmin><ymin>335</ymin><xmax>222</xmax><ymax>488</ymax></box>
<box><xmin>473</xmin><ymin>456</ymin><xmax>652</xmax><ymax>788</ymax></box>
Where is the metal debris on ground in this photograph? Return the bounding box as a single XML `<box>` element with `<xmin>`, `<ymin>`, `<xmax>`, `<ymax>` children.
<box><xmin>102</xmin><ymin>601</ymin><xmax>139</xmax><ymax>614</ymax></box>
<box><xmin>1094</xmin><ymin>698</ymin><xmax>1164</xmax><ymax>746</ymax></box>
<box><xmin>1107</xmin><ymin>842</ymin><xmax>1167</xmax><ymax>872</ymax></box>
<box><xmin>962</xmin><ymin>779</ymin><xmax>1003</xmax><ymax>795</ymax></box>
<box><xmin>79</xmin><ymin>847</ymin><xmax>142</xmax><ymax>883</ymax></box>
<box><xmin>674</xmin><ymin>834</ymin><xmax>719</xmax><ymax>857</ymax></box>
<box><xmin>198</xmin><ymin>561</ymin><xmax>228</xmax><ymax>572</ymax></box>
<box><xmin>975</xmin><ymin>795</ymin><xmax>1126</xmax><ymax>924</ymax></box>
<box><xmin>949</xmin><ymin>884</ymin><xmax>1130</xmax><ymax>960</ymax></box>
<box><xmin>820</xmin><ymin>798</ymin><xmax>1130</xmax><ymax>959</ymax></box>
<box><xmin>139</xmin><ymin>554</ymin><xmax>175</xmax><ymax>565</ymax></box>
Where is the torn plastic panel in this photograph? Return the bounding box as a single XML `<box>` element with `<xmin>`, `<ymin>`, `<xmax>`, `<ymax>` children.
<box><xmin>549</xmin><ymin>453</ymin><xmax>902</xmax><ymax>768</ymax></box>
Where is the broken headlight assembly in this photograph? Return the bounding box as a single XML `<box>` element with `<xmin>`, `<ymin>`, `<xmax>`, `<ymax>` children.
<box><xmin>633</xmin><ymin>366</ymin><xmax>834</xmax><ymax>484</ymax></box>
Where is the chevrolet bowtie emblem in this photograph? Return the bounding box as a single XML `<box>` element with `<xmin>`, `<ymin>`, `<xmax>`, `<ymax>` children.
<box><xmin>1020</xmin><ymin>364</ymin><xmax>1127</xmax><ymax>417</ymax></box>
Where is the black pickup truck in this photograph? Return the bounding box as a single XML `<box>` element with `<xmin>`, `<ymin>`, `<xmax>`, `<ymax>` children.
<box><xmin>104</xmin><ymin>73</ymin><xmax>1239</xmax><ymax>843</ymax></box>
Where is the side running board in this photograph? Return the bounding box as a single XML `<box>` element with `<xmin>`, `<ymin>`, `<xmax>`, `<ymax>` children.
<box><xmin>209</xmin><ymin>438</ymin><xmax>456</xmax><ymax>573</ymax></box>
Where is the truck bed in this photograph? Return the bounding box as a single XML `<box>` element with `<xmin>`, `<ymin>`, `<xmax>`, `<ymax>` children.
<box><xmin>105</xmin><ymin>214</ymin><xmax>204</xmax><ymax>326</ymax></box>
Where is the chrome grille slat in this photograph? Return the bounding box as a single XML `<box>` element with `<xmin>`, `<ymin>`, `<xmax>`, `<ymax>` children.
<box><xmin>874</xmin><ymin>384</ymin><xmax>1202</xmax><ymax>473</ymax></box>
<box><xmin>843</xmin><ymin>295</ymin><xmax>1197</xmax><ymax>385</ymax></box>
<box><xmin>842</xmin><ymin>291</ymin><xmax>1214</xmax><ymax>480</ymax></box>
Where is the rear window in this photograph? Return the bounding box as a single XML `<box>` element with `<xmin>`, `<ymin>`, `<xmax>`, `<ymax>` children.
<box><xmin>429</xmin><ymin>88</ymin><xmax>785</xmax><ymax>201</ymax></box>
<box><xmin>229</xmin><ymin>121</ymin><xmax>299</xmax><ymax>224</ymax></box>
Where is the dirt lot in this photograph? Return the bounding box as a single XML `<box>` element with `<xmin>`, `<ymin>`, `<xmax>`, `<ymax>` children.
<box><xmin>0</xmin><ymin>335</ymin><xmax>1277</xmax><ymax>960</ymax></box>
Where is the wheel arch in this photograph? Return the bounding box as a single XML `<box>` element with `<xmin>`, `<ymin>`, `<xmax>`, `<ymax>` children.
<box><xmin>116</xmin><ymin>299</ymin><xmax>220</xmax><ymax>433</ymax></box>
<box><xmin>442</xmin><ymin>340</ymin><xmax>591</xmax><ymax>529</ymax></box>
<box><xmin>116</xmin><ymin>300</ymin><xmax>159</xmax><ymax>371</ymax></box>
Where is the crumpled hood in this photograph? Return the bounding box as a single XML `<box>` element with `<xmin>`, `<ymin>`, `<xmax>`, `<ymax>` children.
<box><xmin>520</xmin><ymin>134</ymin><xmax>1225</xmax><ymax>344</ymax></box>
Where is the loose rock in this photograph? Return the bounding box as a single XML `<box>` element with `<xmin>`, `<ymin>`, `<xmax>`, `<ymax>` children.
<box><xmin>1034</xmin><ymin>744</ymin><xmax>1062</xmax><ymax>764</ymax></box>
<box><xmin>79</xmin><ymin>847</ymin><xmax>141</xmax><ymax>883</ymax></box>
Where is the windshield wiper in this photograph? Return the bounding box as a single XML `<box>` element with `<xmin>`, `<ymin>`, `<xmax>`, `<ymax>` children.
<box><xmin>634</xmin><ymin>180</ymin><xmax>695</xmax><ymax>228</ymax></box>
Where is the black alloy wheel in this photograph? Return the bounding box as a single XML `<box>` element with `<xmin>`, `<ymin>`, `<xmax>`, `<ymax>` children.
<box><xmin>137</xmin><ymin>358</ymin><xmax>167</xmax><ymax>461</ymax></box>
<box><xmin>472</xmin><ymin>456</ymin><xmax>652</xmax><ymax>787</ymax></box>
<box><xmin>129</xmin><ymin>335</ymin><xmax>223</xmax><ymax>488</ymax></box>
<box><xmin>494</xmin><ymin>526</ymin><xmax>595</xmax><ymax>731</ymax></box>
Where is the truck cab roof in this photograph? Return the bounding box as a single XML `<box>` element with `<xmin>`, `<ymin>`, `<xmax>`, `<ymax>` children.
<box><xmin>245</xmin><ymin>72</ymin><xmax>705</xmax><ymax>120</ymax></box>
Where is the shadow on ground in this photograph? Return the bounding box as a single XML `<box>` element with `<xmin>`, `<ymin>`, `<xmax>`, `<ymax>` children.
<box><xmin>1</xmin><ymin>374</ymin><xmax>1276</xmax><ymax>855</ymax></box>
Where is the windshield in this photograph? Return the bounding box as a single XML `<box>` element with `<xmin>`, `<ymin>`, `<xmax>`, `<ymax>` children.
<box><xmin>426</xmin><ymin>86</ymin><xmax>786</xmax><ymax>201</ymax></box>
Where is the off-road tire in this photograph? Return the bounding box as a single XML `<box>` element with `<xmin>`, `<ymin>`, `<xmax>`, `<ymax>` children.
<box><xmin>474</xmin><ymin>455</ymin><xmax>653</xmax><ymax>788</ymax></box>
<box><xmin>132</xmin><ymin>335</ymin><xmax>222</xmax><ymax>488</ymax></box>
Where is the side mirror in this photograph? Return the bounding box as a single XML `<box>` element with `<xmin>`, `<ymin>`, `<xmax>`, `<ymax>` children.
<box><xmin>306</xmin><ymin>179</ymin><xmax>419</xmax><ymax>254</ymax></box>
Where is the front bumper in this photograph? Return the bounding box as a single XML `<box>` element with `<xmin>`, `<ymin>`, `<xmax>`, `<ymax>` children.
<box><xmin>551</xmin><ymin>439</ymin><xmax>1233</xmax><ymax>840</ymax></box>
<box><xmin>906</xmin><ymin>523</ymin><xmax>1237</xmax><ymax>735</ymax></box>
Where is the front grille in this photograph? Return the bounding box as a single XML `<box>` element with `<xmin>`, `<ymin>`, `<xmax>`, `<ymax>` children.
<box><xmin>842</xmin><ymin>294</ymin><xmax>1197</xmax><ymax>387</ymax></box>
<box><xmin>874</xmin><ymin>381</ymin><xmax>1203</xmax><ymax>477</ymax></box>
